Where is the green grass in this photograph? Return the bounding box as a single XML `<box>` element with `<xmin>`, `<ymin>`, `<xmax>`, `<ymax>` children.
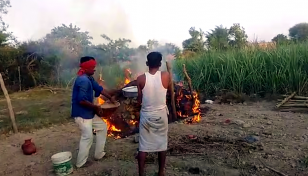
<box><xmin>0</xmin><ymin>89</ymin><xmax>71</xmax><ymax>134</ymax></box>
<box><xmin>174</xmin><ymin>42</ymin><xmax>308</xmax><ymax>96</ymax></box>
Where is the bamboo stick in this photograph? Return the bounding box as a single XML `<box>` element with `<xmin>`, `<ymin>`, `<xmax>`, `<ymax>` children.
<box><xmin>0</xmin><ymin>73</ymin><xmax>18</xmax><ymax>133</ymax></box>
<box><xmin>166</xmin><ymin>61</ymin><xmax>177</xmax><ymax>121</ymax></box>
<box><xmin>276</xmin><ymin>92</ymin><xmax>296</xmax><ymax>108</ymax></box>
<box><xmin>282</xmin><ymin>95</ymin><xmax>308</xmax><ymax>100</ymax></box>
<box><xmin>278</xmin><ymin>99</ymin><xmax>308</xmax><ymax>102</ymax></box>
<box><xmin>182</xmin><ymin>64</ymin><xmax>194</xmax><ymax>103</ymax></box>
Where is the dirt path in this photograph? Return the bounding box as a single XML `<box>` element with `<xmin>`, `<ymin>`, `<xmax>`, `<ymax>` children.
<box><xmin>1</xmin><ymin>101</ymin><xmax>308</xmax><ymax>176</ymax></box>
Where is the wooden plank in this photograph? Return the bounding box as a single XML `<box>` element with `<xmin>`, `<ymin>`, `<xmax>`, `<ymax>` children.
<box><xmin>0</xmin><ymin>73</ymin><xmax>18</xmax><ymax>133</ymax></box>
<box><xmin>166</xmin><ymin>61</ymin><xmax>177</xmax><ymax>121</ymax></box>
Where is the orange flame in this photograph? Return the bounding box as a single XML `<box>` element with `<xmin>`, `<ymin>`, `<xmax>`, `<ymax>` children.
<box><xmin>192</xmin><ymin>92</ymin><xmax>201</xmax><ymax>122</ymax></box>
<box><xmin>129</xmin><ymin>120</ymin><xmax>138</xmax><ymax>125</ymax></box>
<box><xmin>103</xmin><ymin>119</ymin><xmax>121</xmax><ymax>132</ymax></box>
<box><xmin>98</xmin><ymin>97</ymin><xmax>105</xmax><ymax>105</ymax></box>
<box><xmin>124</xmin><ymin>68</ymin><xmax>131</xmax><ymax>85</ymax></box>
<box><xmin>96</xmin><ymin>74</ymin><xmax>122</xmax><ymax>138</ymax></box>
<box><xmin>176</xmin><ymin>89</ymin><xmax>201</xmax><ymax>123</ymax></box>
<box><xmin>124</xmin><ymin>78</ymin><xmax>130</xmax><ymax>85</ymax></box>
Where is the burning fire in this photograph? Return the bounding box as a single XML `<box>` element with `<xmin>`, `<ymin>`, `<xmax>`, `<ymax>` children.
<box><xmin>102</xmin><ymin>119</ymin><xmax>122</xmax><ymax>139</ymax></box>
<box><xmin>192</xmin><ymin>92</ymin><xmax>201</xmax><ymax>122</ymax></box>
<box><xmin>96</xmin><ymin>74</ymin><xmax>122</xmax><ymax>138</ymax></box>
<box><xmin>175</xmin><ymin>85</ymin><xmax>201</xmax><ymax>123</ymax></box>
<box><xmin>96</xmin><ymin>69</ymin><xmax>140</xmax><ymax>139</ymax></box>
<box><xmin>124</xmin><ymin>68</ymin><xmax>131</xmax><ymax>85</ymax></box>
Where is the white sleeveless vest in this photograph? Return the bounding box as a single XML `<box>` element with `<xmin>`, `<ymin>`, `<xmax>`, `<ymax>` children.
<box><xmin>141</xmin><ymin>71</ymin><xmax>167</xmax><ymax>112</ymax></box>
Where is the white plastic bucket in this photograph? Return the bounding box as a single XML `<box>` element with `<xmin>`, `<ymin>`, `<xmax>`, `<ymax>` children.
<box><xmin>51</xmin><ymin>151</ymin><xmax>73</xmax><ymax>176</ymax></box>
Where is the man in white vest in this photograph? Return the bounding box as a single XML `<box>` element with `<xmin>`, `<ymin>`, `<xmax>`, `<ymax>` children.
<box><xmin>136</xmin><ymin>52</ymin><xmax>171</xmax><ymax>176</ymax></box>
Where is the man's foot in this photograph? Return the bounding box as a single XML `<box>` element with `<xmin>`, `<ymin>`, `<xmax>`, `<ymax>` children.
<box><xmin>76</xmin><ymin>160</ymin><xmax>93</xmax><ymax>168</ymax></box>
<box><xmin>94</xmin><ymin>152</ymin><xmax>106</xmax><ymax>161</ymax></box>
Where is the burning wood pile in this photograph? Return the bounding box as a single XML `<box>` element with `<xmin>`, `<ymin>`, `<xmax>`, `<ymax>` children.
<box><xmin>170</xmin><ymin>83</ymin><xmax>201</xmax><ymax>123</ymax></box>
<box><xmin>97</xmin><ymin>65</ymin><xmax>202</xmax><ymax>139</ymax></box>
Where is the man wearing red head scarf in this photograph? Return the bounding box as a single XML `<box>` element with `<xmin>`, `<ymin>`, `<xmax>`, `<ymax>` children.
<box><xmin>71</xmin><ymin>56</ymin><xmax>116</xmax><ymax>168</ymax></box>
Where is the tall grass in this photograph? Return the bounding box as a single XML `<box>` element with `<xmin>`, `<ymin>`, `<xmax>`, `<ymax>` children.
<box><xmin>174</xmin><ymin>42</ymin><xmax>308</xmax><ymax>96</ymax></box>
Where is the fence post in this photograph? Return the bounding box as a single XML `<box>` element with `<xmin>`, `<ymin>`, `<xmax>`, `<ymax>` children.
<box><xmin>0</xmin><ymin>73</ymin><xmax>18</xmax><ymax>133</ymax></box>
<box><xmin>18</xmin><ymin>66</ymin><xmax>21</xmax><ymax>91</ymax></box>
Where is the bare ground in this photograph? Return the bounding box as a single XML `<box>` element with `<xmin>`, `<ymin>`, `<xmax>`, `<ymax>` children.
<box><xmin>1</xmin><ymin>97</ymin><xmax>308</xmax><ymax>175</ymax></box>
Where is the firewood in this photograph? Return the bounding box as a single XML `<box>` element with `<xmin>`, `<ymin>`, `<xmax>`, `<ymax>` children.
<box><xmin>166</xmin><ymin>61</ymin><xmax>177</xmax><ymax>121</ymax></box>
<box><xmin>276</xmin><ymin>92</ymin><xmax>296</xmax><ymax>108</ymax></box>
<box><xmin>182</xmin><ymin>64</ymin><xmax>194</xmax><ymax>103</ymax></box>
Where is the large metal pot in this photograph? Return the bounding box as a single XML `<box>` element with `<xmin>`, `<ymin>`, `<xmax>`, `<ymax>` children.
<box><xmin>122</xmin><ymin>86</ymin><xmax>138</xmax><ymax>98</ymax></box>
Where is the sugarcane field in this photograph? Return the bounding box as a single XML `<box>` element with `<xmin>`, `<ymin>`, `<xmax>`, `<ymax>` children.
<box><xmin>1</xmin><ymin>1</ymin><xmax>308</xmax><ymax>176</ymax></box>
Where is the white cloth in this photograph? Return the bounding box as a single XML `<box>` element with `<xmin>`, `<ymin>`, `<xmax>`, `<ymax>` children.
<box><xmin>74</xmin><ymin>115</ymin><xmax>107</xmax><ymax>167</ymax></box>
<box><xmin>139</xmin><ymin>107</ymin><xmax>169</xmax><ymax>152</ymax></box>
<box><xmin>139</xmin><ymin>71</ymin><xmax>169</xmax><ymax>152</ymax></box>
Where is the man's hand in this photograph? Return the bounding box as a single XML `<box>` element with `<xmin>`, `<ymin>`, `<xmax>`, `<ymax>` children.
<box><xmin>110</xmin><ymin>96</ymin><xmax>117</xmax><ymax>104</ymax></box>
<box><xmin>94</xmin><ymin>105</ymin><xmax>104</xmax><ymax>117</ymax></box>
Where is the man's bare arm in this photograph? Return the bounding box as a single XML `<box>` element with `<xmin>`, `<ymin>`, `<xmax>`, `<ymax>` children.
<box><xmin>101</xmin><ymin>89</ymin><xmax>112</xmax><ymax>100</ymax></box>
<box><xmin>137</xmin><ymin>76</ymin><xmax>143</xmax><ymax>105</ymax></box>
<box><xmin>80</xmin><ymin>100</ymin><xmax>99</xmax><ymax>110</ymax></box>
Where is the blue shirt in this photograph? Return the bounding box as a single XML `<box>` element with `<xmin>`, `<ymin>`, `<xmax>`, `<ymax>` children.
<box><xmin>71</xmin><ymin>75</ymin><xmax>103</xmax><ymax>119</ymax></box>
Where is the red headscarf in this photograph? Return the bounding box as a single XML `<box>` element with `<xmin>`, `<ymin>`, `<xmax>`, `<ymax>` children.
<box><xmin>77</xmin><ymin>59</ymin><xmax>97</xmax><ymax>76</ymax></box>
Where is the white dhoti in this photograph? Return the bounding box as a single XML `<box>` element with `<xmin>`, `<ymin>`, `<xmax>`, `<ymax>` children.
<box><xmin>139</xmin><ymin>107</ymin><xmax>169</xmax><ymax>152</ymax></box>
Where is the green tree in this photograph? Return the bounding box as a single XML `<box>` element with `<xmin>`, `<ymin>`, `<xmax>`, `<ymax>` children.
<box><xmin>289</xmin><ymin>23</ymin><xmax>308</xmax><ymax>42</ymax></box>
<box><xmin>99</xmin><ymin>34</ymin><xmax>132</xmax><ymax>63</ymax></box>
<box><xmin>206</xmin><ymin>25</ymin><xmax>229</xmax><ymax>50</ymax></box>
<box><xmin>43</xmin><ymin>23</ymin><xmax>93</xmax><ymax>67</ymax></box>
<box><xmin>137</xmin><ymin>45</ymin><xmax>147</xmax><ymax>51</ymax></box>
<box><xmin>0</xmin><ymin>30</ymin><xmax>9</xmax><ymax>46</ymax></box>
<box><xmin>229</xmin><ymin>23</ymin><xmax>248</xmax><ymax>49</ymax></box>
<box><xmin>182</xmin><ymin>27</ymin><xmax>205</xmax><ymax>52</ymax></box>
<box><xmin>161</xmin><ymin>43</ymin><xmax>180</xmax><ymax>55</ymax></box>
<box><xmin>147</xmin><ymin>39</ymin><xmax>159</xmax><ymax>51</ymax></box>
<box><xmin>0</xmin><ymin>0</ymin><xmax>10</xmax><ymax>29</ymax></box>
<box><xmin>271</xmin><ymin>34</ymin><xmax>289</xmax><ymax>45</ymax></box>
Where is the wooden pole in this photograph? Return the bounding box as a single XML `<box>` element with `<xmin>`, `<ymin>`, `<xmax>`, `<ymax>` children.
<box><xmin>166</xmin><ymin>61</ymin><xmax>177</xmax><ymax>121</ymax></box>
<box><xmin>0</xmin><ymin>73</ymin><xmax>18</xmax><ymax>133</ymax></box>
<box><xmin>182</xmin><ymin>64</ymin><xmax>195</xmax><ymax>103</ymax></box>
<box><xmin>18</xmin><ymin>66</ymin><xmax>21</xmax><ymax>91</ymax></box>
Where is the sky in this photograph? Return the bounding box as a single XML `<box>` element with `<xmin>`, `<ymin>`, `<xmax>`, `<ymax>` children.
<box><xmin>2</xmin><ymin>0</ymin><xmax>308</xmax><ymax>47</ymax></box>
